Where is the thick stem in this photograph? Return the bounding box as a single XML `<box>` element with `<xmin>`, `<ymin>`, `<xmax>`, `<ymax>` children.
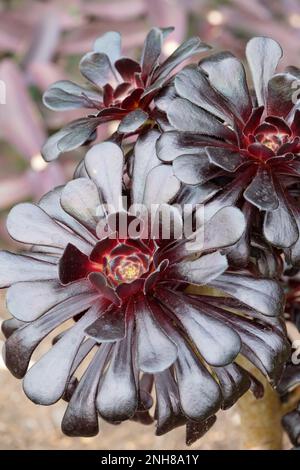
<box><xmin>237</xmin><ymin>360</ymin><xmax>283</xmax><ymax>450</ymax></box>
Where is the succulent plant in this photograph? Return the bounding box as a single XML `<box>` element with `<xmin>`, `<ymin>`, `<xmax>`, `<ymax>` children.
<box><xmin>157</xmin><ymin>37</ymin><xmax>300</xmax><ymax>267</ymax></box>
<box><xmin>0</xmin><ymin>133</ymin><xmax>290</xmax><ymax>443</ymax></box>
<box><xmin>2</xmin><ymin>24</ymin><xmax>300</xmax><ymax>448</ymax></box>
<box><xmin>42</xmin><ymin>28</ymin><xmax>210</xmax><ymax>161</ymax></box>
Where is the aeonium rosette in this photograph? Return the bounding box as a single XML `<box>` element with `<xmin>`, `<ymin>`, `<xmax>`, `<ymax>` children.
<box><xmin>0</xmin><ymin>131</ymin><xmax>289</xmax><ymax>444</ymax></box>
<box><xmin>157</xmin><ymin>36</ymin><xmax>300</xmax><ymax>268</ymax></box>
<box><xmin>42</xmin><ymin>28</ymin><xmax>210</xmax><ymax>162</ymax></box>
<box><xmin>277</xmin><ymin>277</ymin><xmax>300</xmax><ymax>448</ymax></box>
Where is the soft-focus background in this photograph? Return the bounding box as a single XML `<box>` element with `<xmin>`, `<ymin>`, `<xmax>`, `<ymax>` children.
<box><xmin>0</xmin><ymin>0</ymin><xmax>300</xmax><ymax>450</ymax></box>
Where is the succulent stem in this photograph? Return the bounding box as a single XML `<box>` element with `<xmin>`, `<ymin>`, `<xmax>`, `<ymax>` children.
<box><xmin>237</xmin><ymin>360</ymin><xmax>283</xmax><ymax>450</ymax></box>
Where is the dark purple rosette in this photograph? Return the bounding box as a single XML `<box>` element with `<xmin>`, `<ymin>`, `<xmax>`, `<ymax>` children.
<box><xmin>0</xmin><ymin>132</ymin><xmax>289</xmax><ymax>444</ymax></box>
<box><xmin>157</xmin><ymin>37</ymin><xmax>300</xmax><ymax>267</ymax></box>
<box><xmin>42</xmin><ymin>28</ymin><xmax>210</xmax><ymax>162</ymax></box>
